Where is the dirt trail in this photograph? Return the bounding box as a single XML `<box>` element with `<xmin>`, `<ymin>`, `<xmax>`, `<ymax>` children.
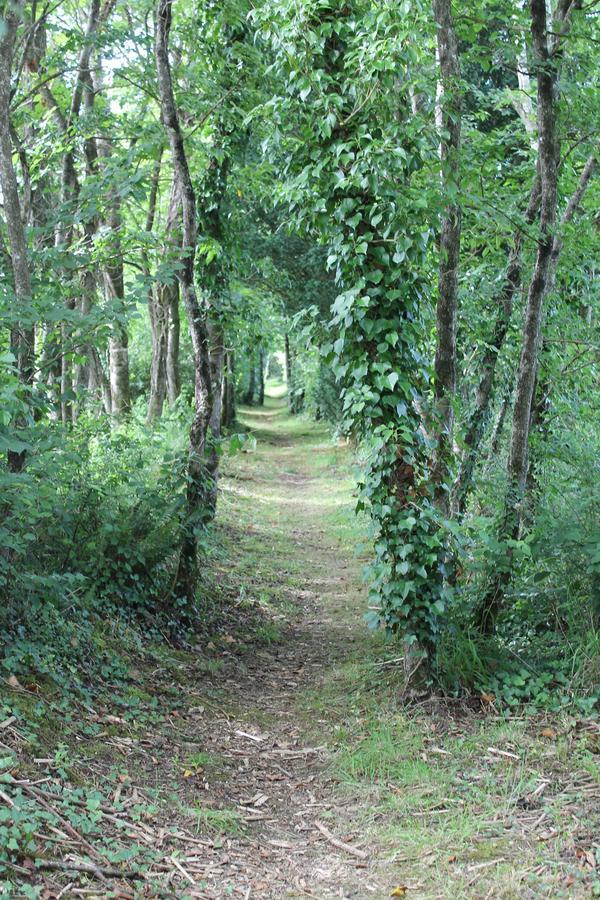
<box><xmin>186</xmin><ymin>396</ymin><xmax>392</xmax><ymax>898</ymax></box>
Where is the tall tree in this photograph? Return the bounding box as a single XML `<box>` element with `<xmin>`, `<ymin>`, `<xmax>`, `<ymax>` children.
<box><xmin>155</xmin><ymin>0</ymin><xmax>214</xmax><ymax>603</ymax></box>
<box><xmin>431</xmin><ymin>0</ymin><xmax>462</xmax><ymax>515</ymax></box>
<box><xmin>477</xmin><ymin>0</ymin><xmax>581</xmax><ymax>632</ymax></box>
<box><xmin>0</xmin><ymin>0</ymin><xmax>34</xmax><ymax>471</ymax></box>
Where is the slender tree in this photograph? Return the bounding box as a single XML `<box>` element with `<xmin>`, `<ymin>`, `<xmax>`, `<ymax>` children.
<box><xmin>155</xmin><ymin>0</ymin><xmax>214</xmax><ymax>603</ymax></box>
<box><xmin>477</xmin><ymin>0</ymin><xmax>580</xmax><ymax>632</ymax></box>
<box><xmin>0</xmin><ymin>0</ymin><xmax>35</xmax><ymax>471</ymax></box>
<box><xmin>431</xmin><ymin>0</ymin><xmax>462</xmax><ymax>515</ymax></box>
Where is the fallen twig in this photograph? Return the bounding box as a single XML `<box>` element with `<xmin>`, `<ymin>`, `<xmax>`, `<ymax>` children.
<box><xmin>170</xmin><ymin>855</ymin><xmax>196</xmax><ymax>885</ymax></box>
<box><xmin>35</xmin><ymin>858</ymin><xmax>143</xmax><ymax>881</ymax></box>
<box><xmin>314</xmin><ymin>821</ymin><xmax>368</xmax><ymax>859</ymax></box>
<box><xmin>466</xmin><ymin>857</ymin><xmax>507</xmax><ymax>887</ymax></box>
<box><xmin>487</xmin><ymin>747</ymin><xmax>519</xmax><ymax>761</ymax></box>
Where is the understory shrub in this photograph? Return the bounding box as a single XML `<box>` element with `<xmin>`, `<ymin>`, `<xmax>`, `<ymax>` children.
<box><xmin>438</xmin><ymin>426</ymin><xmax>600</xmax><ymax>711</ymax></box>
<box><xmin>0</xmin><ymin>405</ymin><xmax>210</xmax><ymax>687</ymax></box>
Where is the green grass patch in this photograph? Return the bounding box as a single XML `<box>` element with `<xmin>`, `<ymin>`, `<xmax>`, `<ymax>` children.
<box><xmin>189</xmin><ymin>805</ymin><xmax>244</xmax><ymax>836</ymax></box>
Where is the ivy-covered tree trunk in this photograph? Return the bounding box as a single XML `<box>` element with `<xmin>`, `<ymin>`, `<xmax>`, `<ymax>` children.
<box><xmin>0</xmin><ymin>0</ymin><xmax>35</xmax><ymax>472</ymax></box>
<box><xmin>156</xmin><ymin>0</ymin><xmax>214</xmax><ymax>604</ymax></box>
<box><xmin>261</xmin><ymin>3</ymin><xmax>451</xmax><ymax>656</ymax></box>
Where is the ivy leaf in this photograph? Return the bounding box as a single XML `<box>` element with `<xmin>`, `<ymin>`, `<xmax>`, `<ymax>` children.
<box><xmin>366</xmin><ymin>270</ymin><xmax>383</xmax><ymax>284</ymax></box>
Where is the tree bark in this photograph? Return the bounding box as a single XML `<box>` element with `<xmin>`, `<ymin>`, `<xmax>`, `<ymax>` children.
<box><xmin>257</xmin><ymin>348</ymin><xmax>265</xmax><ymax>406</ymax></box>
<box><xmin>148</xmin><ymin>167</ymin><xmax>182</xmax><ymax>424</ymax></box>
<box><xmin>155</xmin><ymin>0</ymin><xmax>214</xmax><ymax>604</ymax></box>
<box><xmin>104</xmin><ymin>209</ymin><xmax>131</xmax><ymax>420</ymax></box>
<box><xmin>284</xmin><ymin>332</ymin><xmax>292</xmax><ymax>408</ymax></box>
<box><xmin>166</xmin><ymin>288</ymin><xmax>181</xmax><ymax>405</ymax></box>
<box><xmin>206</xmin><ymin>321</ymin><xmax>225</xmax><ymax>513</ymax></box>
<box><xmin>221</xmin><ymin>350</ymin><xmax>236</xmax><ymax>427</ymax></box>
<box><xmin>0</xmin><ymin>0</ymin><xmax>35</xmax><ymax>472</ymax></box>
<box><xmin>56</xmin><ymin>0</ymin><xmax>103</xmax><ymax>425</ymax></box>
<box><xmin>508</xmin><ymin>153</ymin><xmax>596</xmax><ymax>506</ymax></box>
<box><xmin>243</xmin><ymin>354</ymin><xmax>256</xmax><ymax>405</ymax></box>
<box><xmin>431</xmin><ymin>0</ymin><xmax>462</xmax><ymax>514</ymax></box>
<box><xmin>94</xmin><ymin>57</ymin><xmax>131</xmax><ymax>420</ymax></box>
<box><xmin>522</xmin><ymin>154</ymin><xmax>596</xmax><ymax>522</ymax></box>
<box><xmin>489</xmin><ymin>382</ymin><xmax>512</xmax><ymax>456</ymax></box>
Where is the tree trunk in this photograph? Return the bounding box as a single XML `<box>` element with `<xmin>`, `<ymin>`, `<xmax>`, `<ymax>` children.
<box><xmin>243</xmin><ymin>354</ymin><xmax>256</xmax><ymax>405</ymax></box>
<box><xmin>108</xmin><ymin>327</ymin><xmax>131</xmax><ymax>418</ymax></box>
<box><xmin>0</xmin><ymin>0</ymin><xmax>35</xmax><ymax>472</ymax></box>
<box><xmin>148</xmin><ymin>172</ymin><xmax>180</xmax><ymax>423</ymax></box>
<box><xmin>88</xmin><ymin>345</ymin><xmax>112</xmax><ymax>415</ymax></box>
<box><xmin>257</xmin><ymin>348</ymin><xmax>265</xmax><ymax>406</ymax></box>
<box><xmin>54</xmin><ymin>0</ymin><xmax>102</xmax><ymax>424</ymax></box>
<box><xmin>105</xmin><ymin>206</ymin><xmax>132</xmax><ymax>418</ymax></box>
<box><xmin>155</xmin><ymin>0</ymin><xmax>214</xmax><ymax>605</ymax></box>
<box><xmin>96</xmin><ymin>80</ymin><xmax>131</xmax><ymax>419</ymax></box>
<box><xmin>147</xmin><ymin>288</ymin><xmax>168</xmax><ymax>422</ymax></box>
<box><xmin>206</xmin><ymin>322</ymin><xmax>225</xmax><ymax>513</ymax></box>
<box><xmin>477</xmin><ymin>0</ymin><xmax>563</xmax><ymax>633</ymax></box>
<box><xmin>166</xmin><ymin>289</ymin><xmax>181</xmax><ymax>405</ymax></box>
<box><xmin>284</xmin><ymin>332</ymin><xmax>292</xmax><ymax>408</ymax></box>
<box><xmin>489</xmin><ymin>382</ymin><xmax>512</xmax><ymax>456</ymax></box>
<box><xmin>431</xmin><ymin>0</ymin><xmax>462</xmax><ymax>515</ymax></box>
<box><xmin>522</xmin><ymin>154</ymin><xmax>596</xmax><ymax>525</ymax></box>
<box><xmin>221</xmin><ymin>350</ymin><xmax>235</xmax><ymax>427</ymax></box>
<box><xmin>61</xmin><ymin>318</ymin><xmax>74</xmax><ymax>425</ymax></box>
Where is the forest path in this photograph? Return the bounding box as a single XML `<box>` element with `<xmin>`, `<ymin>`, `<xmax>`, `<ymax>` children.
<box><xmin>12</xmin><ymin>390</ymin><xmax>594</xmax><ymax>898</ymax></box>
<box><xmin>191</xmin><ymin>390</ymin><xmax>396</xmax><ymax>897</ymax></box>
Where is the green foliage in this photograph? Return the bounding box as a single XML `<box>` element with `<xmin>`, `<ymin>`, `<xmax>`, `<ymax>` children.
<box><xmin>289</xmin><ymin>307</ymin><xmax>343</xmax><ymax>424</ymax></box>
<box><xmin>257</xmin><ymin>1</ymin><xmax>451</xmax><ymax>651</ymax></box>
<box><xmin>0</xmin><ymin>407</ymin><xmax>205</xmax><ymax>688</ymax></box>
<box><xmin>436</xmin><ymin>625</ymin><xmax>599</xmax><ymax>713</ymax></box>
<box><xmin>0</xmin><ymin>0</ymin><xmax>597</xmax><ymax>710</ymax></box>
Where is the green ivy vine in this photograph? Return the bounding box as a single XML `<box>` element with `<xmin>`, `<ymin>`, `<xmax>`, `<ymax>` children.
<box><xmin>257</xmin><ymin>0</ymin><xmax>453</xmax><ymax>654</ymax></box>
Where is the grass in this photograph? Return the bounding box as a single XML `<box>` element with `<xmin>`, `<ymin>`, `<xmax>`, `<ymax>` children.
<box><xmin>325</xmin><ymin>698</ymin><xmax>600</xmax><ymax>897</ymax></box>
<box><xmin>185</xmin><ymin>751</ymin><xmax>224</xmax><ymax>772</ymax></box>
<box><xmin>303</xmin><ymin>650</ymin><xmax>599</xmax><ymax>897</ymax></box>
<box><xmin>189</xmin><ymin>805</ymin><xmax>244</xmax><ymax>836</ymax></box>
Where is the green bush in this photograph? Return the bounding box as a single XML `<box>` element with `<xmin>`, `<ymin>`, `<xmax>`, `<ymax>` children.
<box><xmin>0</xmin><ymin>404</ymin><xmax>207</xmax><ymax>688</ymax></box>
